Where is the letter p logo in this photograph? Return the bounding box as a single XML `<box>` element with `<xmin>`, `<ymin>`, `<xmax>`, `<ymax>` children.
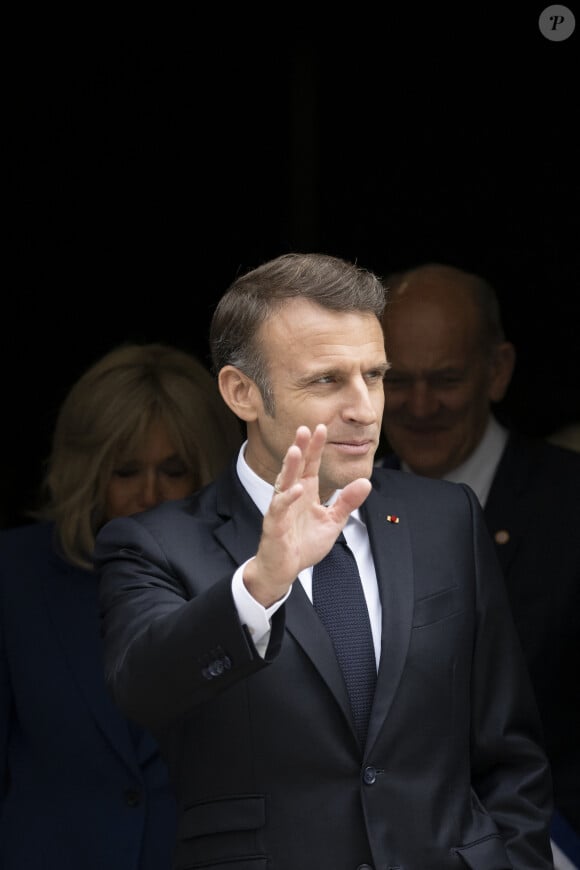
<box><xmin>539</xmin><ymin>5</ymin><xmax>576</xmax><ymax>40</ymax></box>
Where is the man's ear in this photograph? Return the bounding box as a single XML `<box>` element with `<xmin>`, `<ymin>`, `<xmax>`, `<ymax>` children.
<box><xmin>218</xmin><ymin>366</ymin><xmax>262</xmax><ymax>422</ymax></box>
<box><xmin>489</xmin><ymin>341</ymin><xmax>516</xmax><ymax>402</ymax></box>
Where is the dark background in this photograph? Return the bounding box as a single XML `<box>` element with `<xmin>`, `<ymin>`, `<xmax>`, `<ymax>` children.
<box><xmin>4</xmin><ymin>9</ymin><xmax>579</xmax><ymax>526</ymax></box>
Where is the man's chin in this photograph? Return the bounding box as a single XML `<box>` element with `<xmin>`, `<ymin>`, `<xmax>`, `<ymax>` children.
<box><xmin>322</xmin><ymin>458</ymin><xmax>375</xmax><ymax>492</ymax></box>
<box><xmin>405</xmin><ymin>456</ymin><xmax>449</xmax><ymax>478</ymax></box>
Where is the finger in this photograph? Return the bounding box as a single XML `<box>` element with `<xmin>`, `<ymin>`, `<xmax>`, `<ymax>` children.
<box><xmin>273</xmin><ymin>444</ymin><xmax>304</xmax><ymax>496</ymax></box>
<box><xmin>301</xmin><ymin>423</ymin><xmax>327</xmax><ymax>478</ymax></box>
<box><xmin>273</xmin><ymin>424</ymin><xmax>326</xmax><ymax>497</ymax></box>
<box><xmin>271</xmin><ymin>481</ymin><xmax>304</xmax><ymax>506</ymax></box>
<box><xmin>293</xmin><ymin>425</ymin><xmax>312</xmax><ymax>452</ymax></box>
<box><xmin>330</xmin><ymin>478</ymin><xmax>372</xmax><ymax>523</ymax></box>
<box><xmin>276</xmin><ymin>426</ymin><xmax>314</xmax><ymax>491</ymax></box>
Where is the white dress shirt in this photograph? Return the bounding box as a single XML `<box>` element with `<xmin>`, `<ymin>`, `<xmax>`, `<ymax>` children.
<box><xmin>232</xmin><ymin>442</ymin><xmax>382</xmax><ymax>663</ymax></box>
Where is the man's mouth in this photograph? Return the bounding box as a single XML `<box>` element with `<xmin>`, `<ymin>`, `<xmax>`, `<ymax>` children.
<box><xmin>327</xmin><ymin>439</ymin><xmax>374</xmax><ymax>454</ymax></box>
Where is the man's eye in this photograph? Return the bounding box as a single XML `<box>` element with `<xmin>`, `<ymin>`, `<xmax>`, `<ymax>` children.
<box><xmin>430</xmin><ymin>376</ymin><xmax>463</xmax><ymax>387</ymax></box>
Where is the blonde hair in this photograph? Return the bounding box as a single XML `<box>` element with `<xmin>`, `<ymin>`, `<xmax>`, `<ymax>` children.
<box><xmin>37</xmin><ymin>343</ymin><xmax>243</xmax><ymax>569</ymax></box>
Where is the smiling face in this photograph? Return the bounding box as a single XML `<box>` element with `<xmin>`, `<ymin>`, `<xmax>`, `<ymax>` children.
<box><xmin>238</xmin><ymin>298</ymin><xmax>387</xmax><ymax>502</ymax></box>
<box><xmin>381</xmin><ymin>267</ymin><xmax>514</xmax><ymax>478</ymax></box>
<box><xmin>104</xmin><ymin>418</ymin><xmax>197</xmax><ymax>520</ymax></box>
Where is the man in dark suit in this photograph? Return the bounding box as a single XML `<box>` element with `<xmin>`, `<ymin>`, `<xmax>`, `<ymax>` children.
<box><xmin>378</xmin><ymin>262</ymin><xmax>580</xmax><ymax>854</ymax></box>
<box><xmin>95</xmin><ymin>253</ymin><xmax>555</xmax><ymax>869</ymax></box>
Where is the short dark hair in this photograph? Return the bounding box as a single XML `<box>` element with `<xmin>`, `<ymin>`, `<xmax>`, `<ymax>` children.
<box><xmin>210</xmin><ymin>252</ymin><xmax>386</xmax><ymax>414</ymax></box>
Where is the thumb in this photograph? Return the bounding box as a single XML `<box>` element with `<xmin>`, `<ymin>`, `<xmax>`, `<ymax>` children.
<box><xmin>333</xmin><ymin>478</ymin><xmax>372</xmax><ymax>522</ymax></box>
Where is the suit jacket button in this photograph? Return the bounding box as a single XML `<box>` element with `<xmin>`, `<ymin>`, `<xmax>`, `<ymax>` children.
<box><xmin>124</xmin><ymin>788</ymin><xmax>142</xmax><ymax>807</ymax></box>
<box><xmin>362</xmin><ymin>765</ymin><xmax>377</xmax><ymax>785</ymax></box>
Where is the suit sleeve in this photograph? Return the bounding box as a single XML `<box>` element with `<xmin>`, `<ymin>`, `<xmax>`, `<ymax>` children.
<box><xmin>463</xmin><ymin>484</ymin><xmax>554</xmax><ymax>867</ymax></box>
<box><xmin>95</xmin><ymin>515</ymin><xmax>284</xmax><ymax>732</ymax></box>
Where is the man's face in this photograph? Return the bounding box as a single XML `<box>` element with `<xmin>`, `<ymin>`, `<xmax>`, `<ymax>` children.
<box><xmin>381</xmin><ymin>290</ymin><xmax>497</xmax><ymax>478</ymax></box>
<box><xmin>244</xmin><ymin>298</ymin><xmax>387</xmax><ymax>502</ymax></box>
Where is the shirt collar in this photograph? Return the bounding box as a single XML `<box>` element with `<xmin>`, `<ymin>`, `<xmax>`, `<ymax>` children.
<box><xmin>401</xmin><ymin>416</ymin><xmax>507</xmax><ymax>507</ymax></box>
<box><xmin>236</xmin><ymin>441</ymin><xmax>360</xmax><ymax>521</ymax></box>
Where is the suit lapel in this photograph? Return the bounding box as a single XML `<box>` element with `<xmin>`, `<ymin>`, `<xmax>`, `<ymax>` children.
<box><xmin>213</xmin><ymin>467</ymin><xmax>354</xmax><ymax>728</ymax></box>
<box><xmin>285</xmin><ymin>579</ymin><xmax>353</xmax><ymax>722</ymax></box>
<box><xmin>385</xmin><ymin>436</ymin><xmax>534</xmax><ymax>578</ymax></box>
<box><xmin>43</xmin><ymin>554</ymin><xmax>142</xmax><ymax>774</ymax></box>
<box><xmin>213</xmin><ymin>468</ymin><xmax>265</xmax><ymax>565</ymax></box>
<box><xmin>362</xmin><ymin>479</ymin><xmax>414</xmax><ymax>749</ymax></box>
<box><xmin>213</xmin><ymin>465</ymin><xmax>416</xmax><ymax>749</ymax></box>
<box><xmin>484</xmin><ymin>434</ymin><xmax>534</xmax><ymax>575</ymax></box>
<box><xmin>285</xmin><ymin>482</ymin><xmax>417</xmax><ymax>746</ymax></box>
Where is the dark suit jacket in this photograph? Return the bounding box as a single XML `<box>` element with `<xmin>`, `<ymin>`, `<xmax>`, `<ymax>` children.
<box><xmin>0</xmin><ymin>522</ymin><xmax>177</xmax><ymax>870</ymax></box>
<box><xmin>95</xmin><ymin>462</ymin><xmax>554</xmax><ymax>870</ymax></box>
<box><xmin>381</xmin><ymin>431</ymin><xmax>580</xmax><ymax>835</ymax></box>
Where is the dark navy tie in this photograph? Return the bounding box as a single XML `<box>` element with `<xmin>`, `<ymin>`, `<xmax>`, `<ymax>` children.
<box><xmin>312</xmin><ymin>532</ymin><xmax>377</xmax><ymax>745</ymax></box>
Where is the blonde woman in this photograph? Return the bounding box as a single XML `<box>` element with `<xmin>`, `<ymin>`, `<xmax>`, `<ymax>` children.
<box><xmin>0</xmin><ymin>342</ymin><xmax>243</xmax><ymax>870</ymax></box>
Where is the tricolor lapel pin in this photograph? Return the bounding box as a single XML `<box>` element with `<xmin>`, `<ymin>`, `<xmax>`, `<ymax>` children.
<box><xmin>386</xmin><ymin>515</ymin><xmax>400</xmax><ymax>524</ymax></box>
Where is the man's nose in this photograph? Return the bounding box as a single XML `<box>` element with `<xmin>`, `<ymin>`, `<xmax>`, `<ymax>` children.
<box><xmin>405</xmin><ymin>381</ymin><xmax>438</xmax><ymax>417</ymax></box>
<box><xmin>344</xmin><ymin>380</ymin><xmax>378</xmax><ymax>424</ymax></box>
